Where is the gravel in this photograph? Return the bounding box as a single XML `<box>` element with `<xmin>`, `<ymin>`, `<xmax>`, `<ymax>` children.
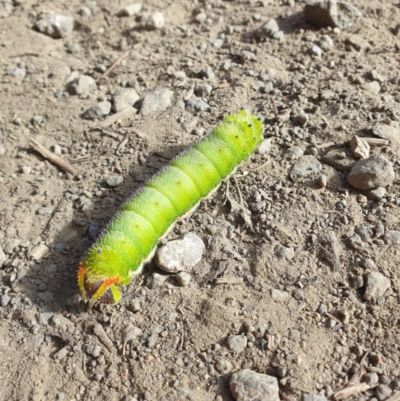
<box><xmin>304</xmin><ymin>0</ymin><xmax>362</xmax><ymax>30</ymax></box>
<box><xmin>347</xmin><ymin>155</ymin><xmax>395</xmax><ymax>190</ymax></box>
<box><xmin>372</xmin><ymin>123</ymin><xmax>398</xmax><ymax>140</ymax></box>
<box><xmin>289</xmin><ymin>155</ymin><xmax>322</xmax><ymax>181</ymax></box>
<box><xmin>140</xmin><ymin>88</ymin><xmax>173</xmax><ymax>116</ymax></box>
<box><xmin>155</xmin><ymin>232</ymin><xmax>205</xmax><ymax>273</ymax></box>
<box><xmin>226</xmin><ymin>335</ymin><xmax>247</xmax><ymax>353</ymax></box>
<box><xmin>83</xmin><ymin>101</ymin><xmax>112</xmax><ymax>120</ymax></box>
<box><xmin>364</xmin><ymin>272</ymin><xmax>391</xmax><ymax>302</ymax></box>
<box><xmin>112</xmin><ymin>88</ymin><xmax>140</xmax><ymax>113</ymax></box>
<box><xmin>34</xmin><ymin>14</ymin><xmax>75</xmax><ymax>38</ymax></box>
<box><xmin>230</xmin><ymin>369</ymin><xmax>280</xmax><ymax>401</ymax></box>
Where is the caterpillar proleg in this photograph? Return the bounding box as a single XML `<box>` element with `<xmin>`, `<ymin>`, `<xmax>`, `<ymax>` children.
<box><xmin>78</xmin><ymin>109</ymin><xmax>263</xmax><ymax>303</ymax></box>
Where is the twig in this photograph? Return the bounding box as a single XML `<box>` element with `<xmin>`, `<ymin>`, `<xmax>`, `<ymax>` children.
<box><xmin>363</xmin><ymin>137</ymin><xmax>389</xmax><ymax>146</ymax></box>
<box><xmin>100</xmin><ymin>51</ymin><xmax>130</xmax><ymax>80</ymax></box>
<box><xmin>100</xmin><ymin>106</ymin><xmax>137</xmax><ymax>128</ymax></box>
<box><xmin>215</xmin><ymin>277</ymin><xmax>243</xmax><ymax>285</ymax></box>
<box><xmin>29</xmin><ymin>139</ymin><xmax>76</xmax><ymax>175</ymax></box>
<box><xmin>232</xmin><ymin>175</ymin><xmax>244</xmax><ymax>206</ymax></box>
<box><xmin>333</xmin><ymin>383</ymin><xmax>372</xmax><ymax>400</ymax></box>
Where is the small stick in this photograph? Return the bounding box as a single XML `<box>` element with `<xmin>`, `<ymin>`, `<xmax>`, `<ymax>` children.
<box><xmin>363</xmin><ymin>137</ymin><xmax>389</xmax><ymax>146</ymax></box>
<box><xmin>215</xmin><ymin>277</ymin><xmax>243</xmax><ymax>285</ymax></box>
<box><xmin>333</xmin><ymin>383</ymin><xmax>372</xmax><ymax>400</ymax></box>
<box><xmin>232</xmin><ymin>175</ymin><xmax>244</xmax><ymax>206</ymax></box>
<box><xmin>100</xmin><ymin>51</ymin><xmax>130</xmax><ymax>80</ymax></box>
<box><xmin>29</xmin><ymin>139</ymin><xmax>76</xmax><ymax>175</ymax></box>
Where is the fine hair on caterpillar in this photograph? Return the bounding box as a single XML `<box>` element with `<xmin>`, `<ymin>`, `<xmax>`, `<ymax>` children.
<box><xmin>78</xmin><ymin>109</ymin><xmax>264</xmax><ymax>303</ymax></box>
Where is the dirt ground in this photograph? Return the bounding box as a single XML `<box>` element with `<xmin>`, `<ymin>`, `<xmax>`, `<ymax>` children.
<box><xmin>1</xmin><ymin>0</ymin><xmax>400</xmax><ymax>400</ymax></box>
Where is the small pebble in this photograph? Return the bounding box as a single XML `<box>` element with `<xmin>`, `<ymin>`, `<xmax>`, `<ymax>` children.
<box><xmin>176</xmin><ymin>272</ymin><xmax>191</xmax><ymax>286</ymax></box>
<box><xmin>83</xmin><ymin>101</ymin><xmax>112</xmax><ymax>120</ymax></box>
<box><xmin>141</xmin><ymin>88</ymin><xmax>173</xmax><ymax>116</ymax></box>
<box><xmin>230</xmin><ymin>369</ymin><xmax>279</xmax><ymax>401</ymax></box>
<box><xmin>107</xmin><ymin>175</ymin><xmax>124</xmax><ymax>187</ymax></box>
<box><xmin>35</xmin><ymin>14</ymin><xmax>74</xmax><ymax>38</ymax></box>
<box><xmin>155</xmin><ymin>232</ymin><xmax>205</xmax><ymax>273</ymax></box>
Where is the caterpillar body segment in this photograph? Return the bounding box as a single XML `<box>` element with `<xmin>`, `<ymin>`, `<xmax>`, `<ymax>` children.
<box><xmin>78</xmin><ymin>109</ymin><xmax>264</xmax><ymax>303</ymax></box>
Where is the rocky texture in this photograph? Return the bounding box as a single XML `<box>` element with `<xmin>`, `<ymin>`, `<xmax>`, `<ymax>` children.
<box><xmin>364</xmin><ymin>272</ymin><xmax>391</xmax><ymax>302</ymax></box>
<box><xmin>230</xmin><ymin>370</ymin><xmax>280</xmax><ymax>401</ymax></box>
<box><xmin>322</xmin><ymin>148</ymin><xmax>357</xmax><ymax>171</ymax></box>
<box><xmin>289</xmin><ymin>155</ymin><xmax>322</xmax><ymax>181</ymax></box>
<box><xmin>140</xmin><ymin>88</ymin><xmax>173</xmax><ymax>115</ymax></box>
<box><xmin>34</xmin><ymin>14</ymin><xmax>74</xmax><ymax>38</ymax></box>
<box><xmin>348</xmin><ymin>155</ymin><xmax>395</xmax><ymax>190</ymax></box>
<box><xmin>304</xmin><ymin>0</ymin><xmax>362</xmax><ymax>30</ymax></box>
<box><xmin>154</xmin><ymin>232</ymin><xmax>205</xmax><ymax>273</ymax></box>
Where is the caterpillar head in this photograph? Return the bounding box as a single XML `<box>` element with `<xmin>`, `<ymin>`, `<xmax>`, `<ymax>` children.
<box><xmin>78</xmin><ymin>264</ymin><xmax>121</xmax><ymax>304</ymax></box>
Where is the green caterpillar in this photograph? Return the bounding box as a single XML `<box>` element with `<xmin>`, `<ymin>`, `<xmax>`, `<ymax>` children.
<box><xmin>78</xmin><ymin>109</ymin><xmax>263</xmax><ymax>303</ymax></box>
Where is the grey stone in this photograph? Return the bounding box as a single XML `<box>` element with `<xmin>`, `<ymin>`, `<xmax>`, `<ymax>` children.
<box><xmin>290</xmin><ymin>155</ymin><xmax>322</xmax><ymax>181</ymax></box>
<box><xmin>67</xmin><ymin>75</ymin><xmax>97</xmax><ymax>96</ymax></box>
<box><xmin>141</xmin><ymin>88</ymin><xmax>173</xmax><ymax>116</ymax></box>
<box><xmin>0</xmin><ymin>246</ymin><xmax>6</xmax><ymax>266</ymax></box>
<box><xmin>112</xmin><ymin>88</ymin><xmax>140</xmax><ymax>113</ymax></box>
<box><xmin>140</xmin><ymin>12</ymin><xmax>165</xmax><ymax>30</ymax></box>
<box><xmin>6</xmin><ymin>64</ymin><xmax>26</xmax><ymax>79</ymax></box>
<box><xmin>29</xmin><ymin>244</ymin><xmax>50</xmax><ymax>260</ymax></box>
<box><xmin>375</xmin><ymin>384</ymin><xmax>392</xmax><ymax>401</ymax></box>
<box><xmin>227</xmin><ymin>335</ymin><xmax>247</xmax><ymax>353</ymax></box>
<box><xmin>1</xmin><ymin>294</ymin><xmax>11</xmax><ymax>307</ymax></box>
<box><xmin>230</xmin><ymin>369</ymin><xmax>280</xmax><ymax>401</ymax></box>
<box><xmin>83</xmin><ymin>101</ymin><xmax>112</xmax><ymax>120</ymax></box>
<box><xmin>364</xmin><ymin>272</ymin><xmax>391</xmax><ymax>302</ymax></box>
<box><xmin>176</xmin><ymin>272</ymin><xmax>191</xmax><ymax>286</ymax></box>
<box><xmin>199</xmin><ymin>65</ymin><xmax>215</xmax><ymax>80</ymax></box>
<box><xmin>319</xmin><ymin>34</ymin><xmax>334</xmax><ymax>51</ymax></box>
<box><xmin>185</xmin><ymin>97</ymin><xmax>210</xmax><ymax>113</ymax></box>
<box><xmin>257</xmin><ymin>139</ymin><xmax>272</xmax><ymax>155</ymax></box>
<box><xmin>147</xmin><ymin>273</ymin><xmax>167</xmax><ymax>289</ymax></box>
<box><xmin>254</xmin><ymin>19</ymin><xmax>282</xmax><ymax>40</ymax></box>
<box><xmin>53</xmin><ymin>346</ymin><xmax>71</xmax><ymax>361</ymax></box>
<box><xmin>364</xmin><ymin>81</ymin><xmax>381</xmax><ymax>95</ymax></box>
<box><xmin>285</xmin><ymin>146</ymin><xmax>304</xmax><ymax>161</ymax></box>
<box><xmin>118</xmin><ymin>3</ymin><xmax>142</xmax><ymax>17</ymax></box>
<box><xmin>311</xmin><ymin>44</ymin><xmax>322</xmax><ymax>57</ymax></box>
<box><xmin>368</xmin><ymin>69</ymin><xmax>385</xmax><ymax>83</ymax></box>
<box><xmin>294</xmin><ymin>113</ymin><xmax>309</xmax><ymax>126</ymax></box>
<box><xmin>304</xmin><ymin>0</ymin><xmax>361</xmax><ymax>30</ymax></box>
<box><xmin>372</xmin><ymin>123</ymin><xmax>399</xmax><ymax>140</ymax></box>
<box><xmin>37</xmin><ymin>312</ymin><xmax>53</xmax><ymax>325</ymax></box>
<box><xmin>194</xmin><ymin>83</ymin><xmax>213</xmax><ymax>97</ymax></box>
<box><xmin>322</xmin><ymin>148</ymin><xmax>357</xmax><ymax>171</ymax></box>
<box><xmin>106</xmin><ymin>175</ymin><xmax>124</xmax><ymax>187</ymax></box>
<box><xmin>155</xmin><ymin>232</ymin><xmax>205</xmax><ymax>273</ymax></box>
<box><xmin>365</xmin><ymin>372</ymin><xmax>379</xmax><ymax>385</ymax></box>
<box><xmin>271</xmin><ymin>289</ymin><xmax>289</xmax><ymax>302</ymax></box>
<box><xmin>274</xmin><ymin>245</ymin><xmax>294</xmax><ymax>260</ymax></box>
<box><xmin>215</xmin><ymin>359</ymin><xmax>233</xmax><ymax>374</ymax></box>
<box><xmin>364</xmin><ymin>187</ymin><xmax>386</xmax><ymax>201</ymax></box>
<box><xmin>0</xmin><ymin>0</ymin><xmax>13</xmax><ymax>18</ymax></box>
<box><xmin>348</xmin><ymin>155</ymin><xmax>395</xmax><ymax>190</ymax></box>
<box><xmin>350</xmin><ymin>135</ymin><xmax>370</xmax><ymax>159</ymax></box>
<box><xmin>384</xmin><ymin>230</ymin><xmax>400</xmax><ymax>245</ymax></box>
<box><xmin>35</xmin><ymin>14</ymin><xmax>74</xmax><ymax>38</ymax></box>
<box><xmin>303</xmin><ymin>395</ymin><xmax>328</xmax><ymax>401</ymax></box>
